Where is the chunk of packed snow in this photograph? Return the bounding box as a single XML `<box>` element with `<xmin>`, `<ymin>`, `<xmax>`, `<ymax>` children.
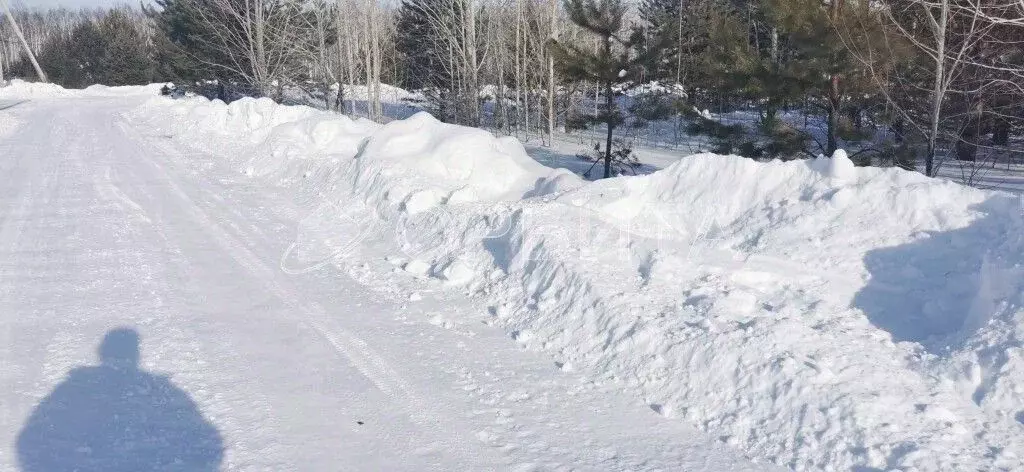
<box><xmin>808</xmin><ymin>148</ymin><xmax>856</xmax><ymax>181</ymax></box>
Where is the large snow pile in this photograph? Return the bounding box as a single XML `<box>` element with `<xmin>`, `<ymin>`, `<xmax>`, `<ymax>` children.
<box><xmin>151</xmin><ymin>96</ymin><xmax>380</xmax><ymax>183</ymax></box>
<box><xmin>349</xmin><ymin>111</ymin><xmax>575</xmax><ymax>212</ymax></box>
<box><xmin>135</xmin><ymin>94</ymin><xmax>1024</xmax><ymax>471</ymax></box>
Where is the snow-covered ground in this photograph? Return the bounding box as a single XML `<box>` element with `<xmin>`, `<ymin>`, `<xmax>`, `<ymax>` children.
<box><xmin>0</xmin><ymin>84</ymin><xmax>775</xmax><ymax>470</ymax></box>
<box><xmin>2</xmin><ymin>80</ymin><xmax>1023</xmax><ymax>471</ymax></box>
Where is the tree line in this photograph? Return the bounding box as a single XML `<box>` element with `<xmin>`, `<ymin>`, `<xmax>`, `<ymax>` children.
<box><xmin>2</xmin><ymin>0</ymin><xmax>1023</xmax><ymax>179</ymax></box>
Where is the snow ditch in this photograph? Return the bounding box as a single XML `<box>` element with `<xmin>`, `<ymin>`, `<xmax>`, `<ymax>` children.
<box><xmin>138</xmin><ymin>95</ymin><xmax>1024</xmax><ymax>471</ymax></box>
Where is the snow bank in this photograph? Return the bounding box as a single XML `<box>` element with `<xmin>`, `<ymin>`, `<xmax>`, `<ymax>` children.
<box><xmin>0</xmin><ymin>79</ymin><xmax>166</xmax><ymax>99</ymax></box>
<box><xmin>140</xmin><ymin>96</ymin><xmax>380</xmax><ymax>183</ymax></box>
<box><xmin>0</xmin><ymin>79</ymin><xmax>71</xmax><ymax>98</ymax></box>
<box><xmin>136</xmin><ymin>94</ymin><xmax>1024</xmax><ymax>471</ymax></box>
<box><xmin>349</xmin><ymin>112</ymin><xmax>574</xmax><ymax>213</ymax></box>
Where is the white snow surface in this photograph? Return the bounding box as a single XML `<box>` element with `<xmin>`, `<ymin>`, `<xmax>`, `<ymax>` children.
<box><xmin>0</xmin><ymin>84</ymin><xmax>772</xmax><ymax>470</ymax></box>
<box><xmin>137</xmin><ymin>93</ymin><xmax>1024</xmax><ymax>471</ymax></box>
<box><xmin>3</xmin><ymin>78</ymin><xmax>1022</xmax><ymax>471</ymax></box>
<box><xmin>0</xmin><ymin>79</ymin><xmax>167</xmax><ymax>99</ymax></box>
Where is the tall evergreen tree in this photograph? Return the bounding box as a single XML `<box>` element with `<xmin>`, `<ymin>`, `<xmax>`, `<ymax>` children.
<box><xmin>549</xmin><ymin>0</ymin><xmax>659</xmax><ymax>178</ymax></box>
<box><xmin>18</xmin><ymin>10</ymin><xmax>154</xmax><ymax>88</ymax></box>
<box><xmin>395</xmin><ymin>0</ymin><xmax>444</xmax><ymax>91</ymax></box>
<box><xmin>636</xmin><ymin>0</ymin><xmax>714</xmax><ymax>90</ymax></box>
<box><xmin>146</xmin><ymin>0</ymin><xmax>250</xmax><ymax>87</ymax></box>
<box><xmin>96</xmin><ymin>10</ymin><xmax>156</xmax><ymax>86</ymax></box>
<box><xmin>684</xmin><ymin>0</ymin><xmax>880</xmax><ymax>158</ymax></box>
<box><xmin>146</xmin><ymin>0</ymin><xmax>207</xmax><ymax>83</ymax></box>
<box><xmin>636</xmin><ymin>0</ymin><xmax>681</xmax><ymax>82</ymax></box>
<box><xmin>394</xmin><ymin>0</ymin><xmax>474</xmax><ymax>124</ymax></box>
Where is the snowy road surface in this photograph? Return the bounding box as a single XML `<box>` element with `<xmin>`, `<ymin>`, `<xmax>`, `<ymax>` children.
<box><xmin>0</xmin><ymin>97</ymin><xmax>773</xmax><ymax>470</ymax></box>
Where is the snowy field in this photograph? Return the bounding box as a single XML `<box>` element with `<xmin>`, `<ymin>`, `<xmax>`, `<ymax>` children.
<box><xmin>1</xmin><ymin>80</ymin><xmax>1023</xmax><ymax>471</ymax></box>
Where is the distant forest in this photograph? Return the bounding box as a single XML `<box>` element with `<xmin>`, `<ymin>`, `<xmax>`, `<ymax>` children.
<box><xmin>3</xmin><ymin>0</ymin><xmax>1023</xmax><ymax>178</ymax></box>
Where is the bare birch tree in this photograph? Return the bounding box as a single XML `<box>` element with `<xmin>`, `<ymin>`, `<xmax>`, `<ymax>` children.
<box><xmin>190</xmin><ymin>0</ymin><xmax>312</xmax><ymax>95</ymax></box>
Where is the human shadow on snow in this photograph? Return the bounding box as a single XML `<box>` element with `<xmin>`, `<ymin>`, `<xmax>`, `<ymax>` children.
<box><xmin>852</xmin><ymin>197</ymin><xmax>1019</xmax><ymax>355</ymax></box>
<box><xmin>17</xmin><ymin>328</ymin><xmax>223</xmax><ymax>472</ymax></box>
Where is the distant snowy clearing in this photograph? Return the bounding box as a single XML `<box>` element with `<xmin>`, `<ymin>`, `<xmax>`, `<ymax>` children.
<box><xmin>5</xmin><ymin>81</ymin><xmax>1021</xmax><ymax>471</ymax></box>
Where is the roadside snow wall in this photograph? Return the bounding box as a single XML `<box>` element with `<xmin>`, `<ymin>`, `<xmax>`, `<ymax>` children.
<box><xmin>0</xmin><ymin>79</ymin><xmax>166</xmax><ymax>99</ymax></box>
<box><xmin>137</xmin><ymin>95</ymin><xmax>1024</xmax><ymax>471</ymax></box>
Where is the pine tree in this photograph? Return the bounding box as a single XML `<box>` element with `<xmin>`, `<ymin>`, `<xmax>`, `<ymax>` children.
<box><xmin>549</xmin><ymin>0</ymin><xmax>659</xmax><ymax>178</ymax></box>
<box><xmin>636</xmin><ymin>0</ymin><xmax>712</xmax><ymax>88</ymax></box>
<box><xmin>686</xmin><ymin>0</ymin><xmax>879</xmax><ymax>158</ymax></box>
<box><xmin>18</xmin><ymin>9</ymin><xmax>156</xmax><ymax>88</ymax></box>
<box><xmin>394</xmin><ymin>0</ymin><xmax>475</xmax><ymax>124</ymax></box>
<box><xmin>636</xmin><ymin>0</ymin><xmax>680</xmax><ymax>82</ymax></box>
<box><xmin>396</xmin><ymin>0</ymin><xmax>444</xmax><ymax>91</ymax></box>
<box><xmin>41</xmin><ymin>21</ymin><xmax>104</xmax><ymax>88</ymax></box>
<box><xmin>146</xmin><ymin>0</ymin><xmax>208</xmax><ymax>83</ymax></box>
<box><xmin>146</xmin><ymin>0</ymin><xmax>264</xmax><ymax>90</ymax></box>
<box><xmin>97</xmin><ymin>10</ymin><xmax>156</xmax><ymax>86</ymax></box>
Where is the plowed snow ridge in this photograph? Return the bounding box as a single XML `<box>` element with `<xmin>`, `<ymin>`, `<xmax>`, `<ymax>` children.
<box><xmin>3</xmin><ymin>80</ymin><xmax>789</xmax><ymax>471</ymax></box>
<box><xmin>140</xmin><ymin>91</ymin><xmax>1024</xmax><ymax>471</ymax></box>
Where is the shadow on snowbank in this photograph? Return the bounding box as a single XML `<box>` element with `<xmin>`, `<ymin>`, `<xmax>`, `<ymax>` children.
<box><xmin>853</xmin><ymin>197</ymin><xmax>1020</xmax><ymax>354</ymax></box>
<box><xmin>16</xmin><ymin>328</ymin><xmax>223</xmax><ymax>472</ymax></box>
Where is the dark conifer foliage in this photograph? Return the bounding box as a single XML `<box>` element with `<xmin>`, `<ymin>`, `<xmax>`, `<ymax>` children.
<box><xmin>12</xmin><ymin>9</ymin><xmax>155</xmax><ymax>88</ymax></box>
<box><xmin>549</xmin><ymin>0</ymin><xmax>661</xmax><ymax>178</ymax></box>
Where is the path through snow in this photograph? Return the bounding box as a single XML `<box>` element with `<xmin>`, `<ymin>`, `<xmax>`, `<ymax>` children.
<box><xmin>0</xmin><ymin>93</ymin><xmax>770</xmax><ymax>470</ymax></box>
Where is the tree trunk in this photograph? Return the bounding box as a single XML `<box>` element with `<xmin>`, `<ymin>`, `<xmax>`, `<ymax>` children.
<box><xmin>892</xmin><ymin>118</ymin><xmax>905</xmax><ymax>144</ymax></box>
<box><xmin>826</xmin><ymin>75</ymin><xmax>841</xmax><ymax>155</ymax></box>
<box><xmin>846</xmin><ymin>105</ymin><xmax>862</xmax><ymax>129</ymax></box>
<box><xmin>604</xmin><ymin>79</ymin><xmax>614</xmax><ymax>179</ymax></box>
<box><xmin>926</xmin><ymin>0</ymin><xmax>949</xmax><ymax>177</ymax></box>
<box><xmin>956</xmin><ymin>102</ymin><xmax>982</xmax><ymax>161</ymax></box>
<box><xmin>363</xmin><ymin>0</ymin><xmax>374</xmax><ymax>120</ymax></box>
<box><xmin>546</xmin><ymin>0</ymin><xmax>557</xmax><ymax>145</ymax></box>
<box><xmin>515</xmin><ymin>0</ymin><xmax>522</xmax><ymax>135</ymax></box>
<box><xmin>344</xmin><ymin>7</ymin><xmax>357</xmax><ymax>115</ymax></box>
<box><xmin>465</xmin><ymin>0</ymin><xmax>479</xmax><ymax>126</ymax></box>
<box><xmin>335</xmin><ymin>0</ymin><xmax>347</xmax><ymax>114</ymax></box>
<box><xmin>827</xmin><ymin>106</ymin><xmax>838</xmax><ymax>156</ymax></box>
<box><xmin>675</xmin><ymin>0</ymin><xmax>683</xmax><ymax>85</ymax></box>
<box><xmin>324</xmin><ymin>80</ymin><xmax>331</xmax><ymax>110</ymax></box>
<box><xmin>993</xmin><ymin>118</ymin><xmax>1010</xmax><ymax>145</ymax></box>
<box><xmin>602</xmin><ymin>35</ymin><xmax>613</xmax><ymax>179</ymax></box>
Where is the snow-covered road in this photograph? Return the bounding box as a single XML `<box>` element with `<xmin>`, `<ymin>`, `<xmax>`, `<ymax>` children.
<box><xmin>0</xmin><ymin>96</ymin><xmax>772</xmax><ymax>470</ymax></box>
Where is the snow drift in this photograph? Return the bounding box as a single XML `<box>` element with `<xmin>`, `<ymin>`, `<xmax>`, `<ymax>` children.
<box><xmin>0</xmin><ymin>79</ymin><xmax>166</xmax><ymax>99</ymax></box>
<box><xmin>133</xmin><ymin>93</ymin><xmax>1024</xmax><ymax>471</ymax></box>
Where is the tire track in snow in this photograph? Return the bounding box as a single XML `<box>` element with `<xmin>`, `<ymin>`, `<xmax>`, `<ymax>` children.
<box><xmin>93</xmin><ymin>166</ymin><xmax>153</xmax><ymax>224</ymax></box>
<box><xmin>0</xmin><ymin>112</ymin><xmax>60</xmax><ymax>461</ymax></box>
<box><xmin>107</xmin><ymin>150</ymin><xmax>289</xmax><ymax>471</ymax></box>
<box><xmin>119</xmin><ymin>120</ymin><xmax>489</xmax><ymax>466</ymax></box>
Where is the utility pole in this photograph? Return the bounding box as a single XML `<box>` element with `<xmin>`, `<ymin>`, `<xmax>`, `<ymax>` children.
<box><xmin>1</xmin><ymin>0</ymin><xmax>46</xmax><ymax>82</ymax></box>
